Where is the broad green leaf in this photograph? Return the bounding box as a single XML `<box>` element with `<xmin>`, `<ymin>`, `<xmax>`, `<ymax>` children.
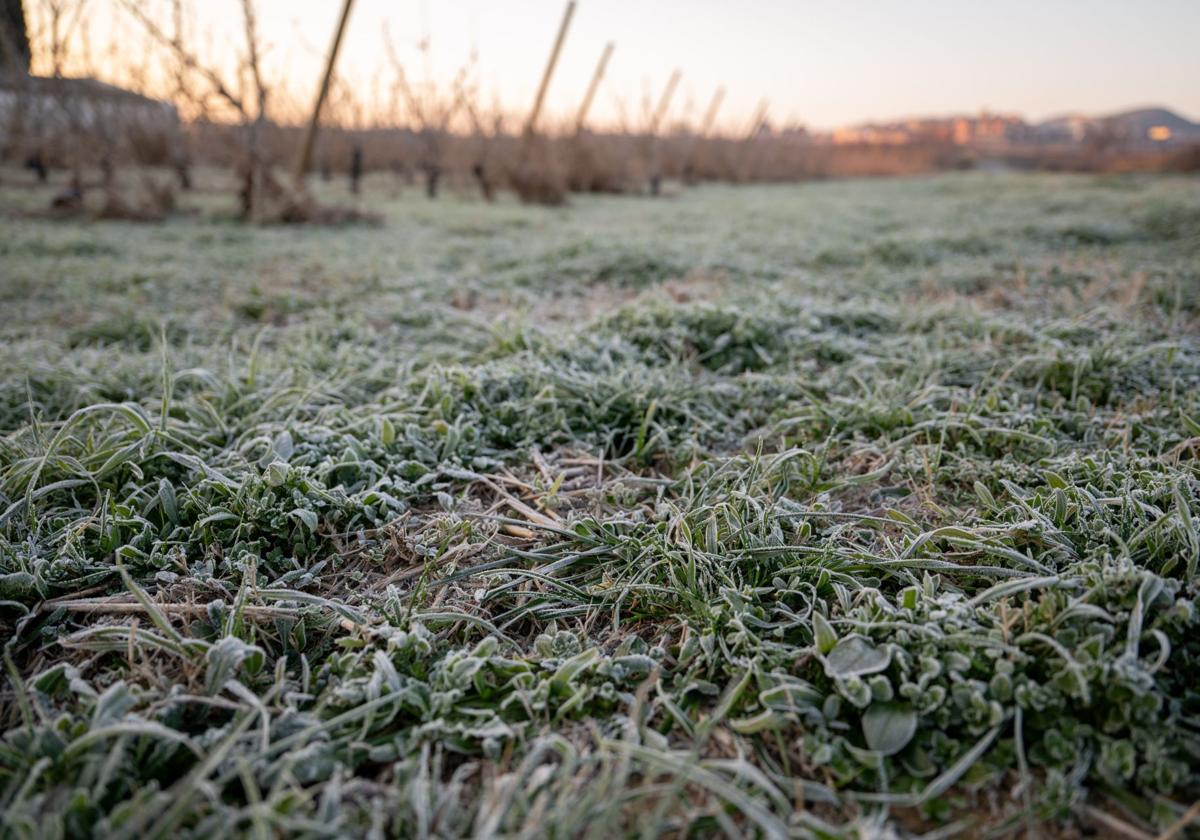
<box><xmin>812</xmin><ymin>611</ymin><xmax>838</xmax><ymax>655</ymax></box>
<box><xmin>205</xmin><ymin>637</ymin><xmax>266</xmax><ymax>695</ymax></box>
<box><xmin>265</xmin><ymin>461</ymin><xmax>289</xmax><ymax>487</ymax></box>
<box><xmin>824</xmin><ymin>635</ymin><xmax>890</xmax><ymax>679</ymax></box>
<box><xmin>862</xmin><ymin>702</ymin><xmax>918</xmax><ymax>755</ymax></box>
<box><xmin>291</xmin><ymin>508</ymin><xmax>319</xmax><ymax>533</ymax></box>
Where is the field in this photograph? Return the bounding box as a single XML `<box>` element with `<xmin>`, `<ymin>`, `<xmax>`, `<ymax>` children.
<box><xmin>1</xmin><ymin>170</ymin><xmax>1199</xmax><ymax>837</ymax></box>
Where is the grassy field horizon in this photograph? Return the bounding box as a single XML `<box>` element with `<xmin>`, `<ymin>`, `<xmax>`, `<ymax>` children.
<box><xmin>2</xmin><ymin>170</ymin><xmax>1199</xmax><ymax>837</ymax></box>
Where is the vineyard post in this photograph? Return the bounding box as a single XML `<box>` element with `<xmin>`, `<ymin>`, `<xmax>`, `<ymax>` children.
<box><xmin>736</xmin><ymin>97</ymin><xmax>769</xmax><ymax>181</ymax></box>
<box><xmin>294</xmin><ymin>0</ymin><xmax>355</xmax><ymax>186</ymax></box>
<box><xmin>522</xmin><ymin>0</ymin><xmax>576</xmax><ymax>142</ymax></box>
<box><xmin>681</xmin><ymin>86</ymin><xmax>725</xmax><ymax>183</ymax></box>
<box><xmin>573</xmin><ymin>40</ymin><xmax>614</xmax><ymax>135</ymax></box>
<box><xmin>646</xmin><ymin>68</ymin><xmax>681</xmax><ymax>194</ymax></box>
<box><xmin>647</xmin><ymin>68</ymin><xmax>681</xmax><ymax>137</ymax></box>
<box><xmin>698</xmin><ymin>87</ymin><xmax>726</xmax><ymax>137</ymax></box>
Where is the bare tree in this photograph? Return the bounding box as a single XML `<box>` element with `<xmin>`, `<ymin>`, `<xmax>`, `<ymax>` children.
<box><xmin>0</xmin><ymin>0</ymin><xmax>31</xmax><ymax>72</ymax></box>
<box><xmin>19</xmin><ymin>0</ymin><xmax>93</xmax><ymax>196</ymax></box>
<box><xmin>682</xmin><ymin>86</ymin><xmax>724</xmax><ymax>183</ymax></box>
<box><xmin>35</xmin><ymin>0</ymin><xmax>88</xmax><ymax>77</ymax></box>
<box><xmin>383</xmin><ymin>27</ymin><xmax>464</xmax><ymax>199</ymax></box>
<box><xmin>450</xmin><ymin>63</ymin><xmax>494</xmax><ymax>201</ymax></box>
<box><xmin>0</xmin><ymin>0</ymin><xmax>32</xmax><ymax>166</ymax></box>
<box><xmin>735</xmin><ymin>98</ymin><xmax>769</xmax><ymax>182</ymax></box>
<box><xmin>645</xmin><ymin>69</ymin><xmax>680</xmax><ymax>194</ymax></box>
<box><xmin>119</xmin><ymin>0</ymin><xmax>281</xmax><ymax>220</ymax></box>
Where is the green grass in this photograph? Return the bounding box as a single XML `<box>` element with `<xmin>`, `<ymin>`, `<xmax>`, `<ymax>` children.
<box><xmin>1</xmin><ymin>169</ymin><xmax>1199</xmax><ymax>837</ymax></box>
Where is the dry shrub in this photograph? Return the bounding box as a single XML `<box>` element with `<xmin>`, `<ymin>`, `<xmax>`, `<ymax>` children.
<box><xmin>256</xmin><ymin>173</ymin><xmax>381</xmax><ymax>226</ymax></box>
<box><xmin>565</xmin><ymin>136</ymin><xmax>642</xmax><ymax>194</ymax></box>
<box><xmin>94</xmin><ymin>176</ymin><xmax>177</xmax><ymax>221</ymax></box>
<box><xmin>510</xmin><ymin>163</ymin><xmax>567</xmax><ymax>205</ymax></box>
<box><xmin>509</xmin><ymin>139</ymin><xmax>568</xmax><ymax>206</ymax></box>
<box><xmin>126</xmin><ymin>124</ymin><xmax>180</xmax><ymax>167</ymax></box>
<box><xmin>1166</xmin><ymin>143</ymin><xmax>1200</xmax><ymax>173</ymax></box>
<box><xmin>1007</xmin><ymin>144</ymin><xmax>1195</xmax><ymax>174</ymax></box>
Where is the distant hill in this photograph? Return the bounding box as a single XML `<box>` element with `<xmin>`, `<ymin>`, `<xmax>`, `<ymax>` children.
<box><xmin>1034</xmin><ymin>106</ymin><xmax>1200</xmax><ymax>144</ymax></box>
<box><xmin>1100</xmin><ymin>107</ymin><xmax>1200</xmax><ymax>137</ymax></box>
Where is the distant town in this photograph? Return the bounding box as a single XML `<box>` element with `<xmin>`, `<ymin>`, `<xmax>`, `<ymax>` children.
<box><xmin>800</xmin><ymin>106</ymin><xmax>1200</xmax><ymax>151</ymax></box>
<box><xmin>3</xmin><ymin>67</ymin><xmax>1198</xmax><ymax>191</ymax></box>
<box><xmin>3</xmin><ymin>69</ymin><xmax>1197</xmax><ymax>155</ymax></box>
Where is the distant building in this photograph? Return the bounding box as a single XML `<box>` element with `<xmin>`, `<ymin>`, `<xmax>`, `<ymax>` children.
<box><xmin>1033</xmin><ymin>115</ymin><xmax>1095</xmax><ymax>144</ymax></box>
<box><xmin>828</xmin><ymin>111</ymin><xmax>1025</xmax><ymax>148</ymax></box>
<box><xmin>831</xmin><ymin>126</ymin><xmax>911</xmax><ymax>145</ymax></box>
<box><xmin>958</xmin><ymin>112</ymin><xmax>1024</xmax><ymax>146</ymax></box>
<box><xmin>1103</xmin><ymin>108</ymin><xmax>1200</xmax><ymax>148</ymax></box>
<box><xmin>0</xmin><ymin>74</ymin><xmax>181</xmax><ymax>162</ymax></box>
<box><xmin>1031</xmin><ymin>108</ymin><xmax>1200</xmax><ymax>148</ymax></box>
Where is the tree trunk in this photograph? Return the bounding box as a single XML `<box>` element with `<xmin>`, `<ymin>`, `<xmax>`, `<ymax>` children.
<box><xmin>0</xmin><ymin>0</ymin><xmax>30</xmax><ymax>73</ymax></box>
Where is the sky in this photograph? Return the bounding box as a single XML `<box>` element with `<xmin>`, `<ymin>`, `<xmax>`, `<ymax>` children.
<box><xmin>31</xmin><ymin>0</ymin><xmax>1200</xmax><ymax>131</ymax></box>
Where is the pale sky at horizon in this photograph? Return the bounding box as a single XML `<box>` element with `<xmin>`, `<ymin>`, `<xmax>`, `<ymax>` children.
<box><xmin>32</xmin><ymin>0</ymin><xmax>1200</xmax><ymax>131</ymax></box>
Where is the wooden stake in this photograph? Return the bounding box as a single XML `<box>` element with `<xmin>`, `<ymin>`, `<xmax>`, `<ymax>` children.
<box><xmin>294</xmin><ymin>0</ymin><xmax>356</xmax><ymax>185</ymax></box>
<box><xmin>698</xmin><ymin>86</ymin><xmax>725</xmax><ymax>138</ymax></box>
<box><xmin>574</xmin><ymin>40</ymin><xmax>614</xmax><ymax>135</ymax></box>
<box><xmin>523</xmin><ymin>0</ymin><xmax>576</xmax><ymax>140</ymax></box>
<box><xmin>645</xmin><ymin>69</ymin><xmax>681</xmax><ymax>195</ymax></box>
<box><xmin>648</xmin><ymin>68</ymin><xmax>682</xmax><ymax>137</ymax></box>
<box><xmin>744</xmin><ymin>97</ymin><xmax>770</xmax><ymax>142</ymax></box>
<box><xmin>736</xmin><ymin>98</ymin><xmax>770</xmax><ymax>182</ymax></box>
<box><xmin>680</xmin><ymin>86</ymin><xmax>724</xmax><ymax>183</ymax></box>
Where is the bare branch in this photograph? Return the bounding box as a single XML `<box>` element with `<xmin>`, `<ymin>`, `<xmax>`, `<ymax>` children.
<box><xmin>116</xmin><ymin>0</ymin><xmax>248</xmax><ymax>119</ymax></box>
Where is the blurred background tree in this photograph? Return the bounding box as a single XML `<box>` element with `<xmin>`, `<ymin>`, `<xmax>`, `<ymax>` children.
<box><xmin>0</xmin><ymin>0</ymin><xmax>31</xmax><ymax>74</ymax></box>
